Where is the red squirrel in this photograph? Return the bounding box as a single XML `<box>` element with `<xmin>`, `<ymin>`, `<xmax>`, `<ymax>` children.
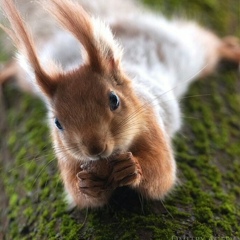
<box><xmin>0</xmin><ymin>0</ymin><xmax>239</xmax><ymax>208</ymax></box>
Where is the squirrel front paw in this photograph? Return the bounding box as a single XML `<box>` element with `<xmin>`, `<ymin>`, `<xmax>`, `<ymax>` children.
<box><xmin>107</xmin><ymin>152</ymin><xmax>142</xmax><ymax>189</ymax></box>
<box><xmin>76</xmin><ymin>152</ymin><xmax>142</xmax><ymax>198</ymax></box>
<box><xmin>77</xmin><ymin>171</ymin><xmax>107</xmax><ymax>198</ymax></box>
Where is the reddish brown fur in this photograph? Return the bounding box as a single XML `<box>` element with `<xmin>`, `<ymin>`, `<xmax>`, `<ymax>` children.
<box><xmin>129</xmin><ymin>114</ymin><xmax>175</xmax><ymax>199</ymax></box>
<box><xmin>56</xmin><ymin>101</ymin><xmax>175</xmax><ymax>208</ymax></box>
<box><xmin>57</xmin><ymin>143</ymin><xmax>114</xmax><ymax>208</ymax></box>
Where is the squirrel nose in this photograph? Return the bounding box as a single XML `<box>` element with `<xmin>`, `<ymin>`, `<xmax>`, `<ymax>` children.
<box><xmin>87</xmin><ymin>143</ymin><xmax>106</xmax><ymax>156</ymax></box>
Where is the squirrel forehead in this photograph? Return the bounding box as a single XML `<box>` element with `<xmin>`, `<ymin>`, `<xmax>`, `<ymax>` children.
<box><xmin>54</xmin><ymin>82</ymin><xmax>109</xmax><ymax>108</ymax></box>
<box><xmin>51</xmin><ymin>67</ymin><xmax>130</xmax><ymax>118</ymax></box>
<box><xmin>56</xmin><ymin>67</ymin><xmax>119</xmax><ymax>94</ymax></box>
<box><xmin>52</xmin><ymin>86</ymin><xmax>110</xmax><ymax>125</ymax></box>
<box><xmin>52</xmin><ymin>76</ymin><xmax>111</xmax><ymax>118</ymax></box>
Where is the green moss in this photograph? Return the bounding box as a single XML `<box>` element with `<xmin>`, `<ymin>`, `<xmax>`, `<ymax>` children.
<box><xmin>1</xmin><ymin>0</ymin><xmax>240</xmax><ymax>239</ymax></box>
<box><xmin>193</xmin><ymin>224</ymin><xmax>213</xmax><ymax>238</ymax></box>
<box><xmin>9</xmin><ymin>193</ymin><xmax>18</xmax><ymax>207</ymax></box>
<box><xmin>194</xmin><ymin>207</ymin><xmax>214</xmax><ymax>223</ymax></box>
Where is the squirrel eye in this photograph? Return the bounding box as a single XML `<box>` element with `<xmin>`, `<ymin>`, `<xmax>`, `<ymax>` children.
<box><xmin>109</xmin><ymin>91</ymin><xmax>120</xmax><ymax>111</ymax></box>
<box><xmin>55</xmin><ymin>118</ymin><xmax>63</xmax><ymax>130</ymax></box>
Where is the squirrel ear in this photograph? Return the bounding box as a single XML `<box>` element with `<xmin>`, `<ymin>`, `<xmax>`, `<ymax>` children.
<box><xmin>90</xmin><ymin>17</ymin><xmax>123</xmax><ymax>74</ymax></box>
<box><xmin>34</xmin><ymin>67</ymin><xmax>58</xmax><ymax>98</ymax></box>
<box><xmin>1</xmin><ymin>0</ymin><xmax>59</xmax><ymax>98</ymax></box>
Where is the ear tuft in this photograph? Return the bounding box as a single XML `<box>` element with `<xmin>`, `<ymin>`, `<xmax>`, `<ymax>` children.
<box><xmin>43</xmin><ymin>0</ymin><xmax>123</xmax><ymax>74</ymax></box>
<box><xmin>1</xmin><ymin>0</ymin><xmax>58</xmax><ymax>97</ymax></box>
<box><xmin>91</xmin><ymin>17</ymin><xmax>123</xmax><ymax>73</ymax></box>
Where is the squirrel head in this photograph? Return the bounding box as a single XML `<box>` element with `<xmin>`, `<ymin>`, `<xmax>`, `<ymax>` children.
<box><xmin>1</xmin><ymin>0</ymin><xmax>147</xmax><ymax>161</ymax></box>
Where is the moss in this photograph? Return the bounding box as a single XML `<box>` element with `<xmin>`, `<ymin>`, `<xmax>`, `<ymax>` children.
<box><xmin>9</xmin><ymin>193</ymin><xmax>18</xmax><ymax>207</ymax></box>
<box><xmin>193</xmin><ymin>224</ymin><xmax>213</xmax><ymax>238</ymax></box>
<box><xmin>194</xmin><ymin>207</ymin><xmax>214</xmax><ymax>224</ymax></box>
<box><xmin>1</xmin><ymin>0</ymin><xmax>240</xmax><ymax>239</ymax></box>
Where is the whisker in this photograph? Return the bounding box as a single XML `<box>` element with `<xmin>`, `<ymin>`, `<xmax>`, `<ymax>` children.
<box><xmin>7</xmin><ymin>150</ymin><xmax>56</xmax><ymax>173</ymax></box>
<box><xmin>113</xmin><ymin>91</ymin><xmax>210</xmax><ymax>138</ymax></box>
<box><xmin>31</xmin><ymin>158</ymin><xmax>55</xmax><ymax>188</ymax></box>
<box><xmin>152</xmin><ymin>64</ymin><xmax>209</xmax><ymax>103</ymax></box>
<box><xmin>182</xmin><ymin>116</ymin><xmax>200</xmax><ymax>120</ymax></box>
<box><xmin>113</xmin><ymin>65</ymin><xmax>209</xmax><ymax>134</ymax></box>
<box><xmin>164</xmin><ymin>94</ymin><xmax>211</xmax><ymax>104</ymax></box>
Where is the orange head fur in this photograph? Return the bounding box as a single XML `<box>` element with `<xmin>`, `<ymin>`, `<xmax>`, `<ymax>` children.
<box><xmin>1</xmin><ymin>0</ymin><xmax>147</xmax><ymax>161</ymax></box>
<box><xmin>50</xmin><ymin>65</ymin><xmax>145</xmax><ymax>161</ymax></box>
